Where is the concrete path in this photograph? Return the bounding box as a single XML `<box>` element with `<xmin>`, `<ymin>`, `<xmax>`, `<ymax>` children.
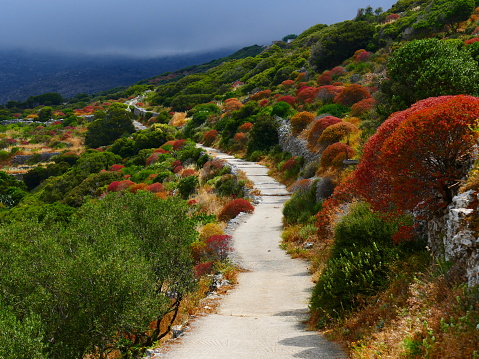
<box><xmin>159</xmin><ymin>148</ymin><xmax>345</xmax><ymax>359</ymax></box>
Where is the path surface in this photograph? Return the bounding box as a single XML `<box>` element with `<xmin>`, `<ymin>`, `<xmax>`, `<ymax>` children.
<box><xmin>158</xmin><ymin>148</ymin><xmax>345</xmax><ymax>359</ymax></box>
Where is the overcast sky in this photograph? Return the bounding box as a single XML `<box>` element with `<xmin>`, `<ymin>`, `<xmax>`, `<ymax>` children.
<box><xmin>1</xmin><ymin>0</ymin><xmax>398</xmax><ymax>57</ymax></box>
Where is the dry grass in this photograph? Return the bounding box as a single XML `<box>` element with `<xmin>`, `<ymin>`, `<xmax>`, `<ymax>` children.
<box><xmin>169</xmin><ymin>112</ymin><xmax>188</xmax><ymax>128</ymax></box>
<box><xmin>192</xmin><ymin>186</ymin><xmax>232</xmax><ymax>218</ymax></box>
<box><xmin>319</xmin><ymin>255</ymin><xmax>479</xmax><ymax>359</ymax></box>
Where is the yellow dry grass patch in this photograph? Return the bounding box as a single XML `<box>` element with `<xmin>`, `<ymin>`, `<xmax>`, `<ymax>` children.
<box><xmin>169</xmin><ymin>112</ymin><xmax>188</xmax><ymax>127</ymax></box>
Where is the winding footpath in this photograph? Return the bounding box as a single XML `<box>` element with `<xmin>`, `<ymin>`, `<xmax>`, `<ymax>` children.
<box><xmin>156</xmin><ymin>147</ymin><xmax>346</xmax><ymax>359</ymax></box>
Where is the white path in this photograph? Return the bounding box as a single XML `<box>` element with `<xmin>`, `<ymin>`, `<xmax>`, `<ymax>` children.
<box><xmin>157</xmin><ymin>147</ymin><xmax>346</xmax><ymax>359</ymax></box>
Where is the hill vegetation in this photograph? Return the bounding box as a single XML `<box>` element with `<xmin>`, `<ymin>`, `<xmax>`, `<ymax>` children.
<box><xmin>1</xmin><ymin>0</ymin><xmax>479</xmax><ymax>357</ymax></box>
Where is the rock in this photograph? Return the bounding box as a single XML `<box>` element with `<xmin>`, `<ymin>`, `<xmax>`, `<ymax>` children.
<box><xmin>172</xmin><ymin>325</ymin><xmax>184</xmax><ymax>338</ymax></box>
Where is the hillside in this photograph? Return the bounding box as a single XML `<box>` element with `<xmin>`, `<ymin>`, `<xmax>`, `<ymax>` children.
<box><xmin>1</xmin><ymin>0</ymin><xmax>479</xmax><ymax>358</ymax></box>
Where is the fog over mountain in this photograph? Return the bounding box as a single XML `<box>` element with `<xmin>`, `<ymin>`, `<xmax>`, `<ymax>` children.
<box><xmin>0</xmin><ymin>48</ymin><xmax>237</xmax><ymax>103</ymax></box>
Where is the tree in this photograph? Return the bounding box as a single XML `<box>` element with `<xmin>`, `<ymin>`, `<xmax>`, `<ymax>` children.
<box><xmin>309</xmin><ymin>21</ymin><xmax>376</xmax><ymax>72</ymax></box>
<box><xmin>379</xmin><ymin>39</ymin><xmax>479</xmax><ymax>114</ymax></box>
<box><xmin>84</xmin><ymin>104</ymin><xmax>136</xmax><ymax>148</ymax></box>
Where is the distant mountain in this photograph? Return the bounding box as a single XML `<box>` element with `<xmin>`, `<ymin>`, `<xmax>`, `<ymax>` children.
<box><xmin>0</xmin><ymin>48</ymin><xmax>245</xmax><ymax>104</ymax></box>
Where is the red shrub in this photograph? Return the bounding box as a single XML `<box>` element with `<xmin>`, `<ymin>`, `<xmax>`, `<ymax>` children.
<box><xmin>172</xmin><ymin>160</ymin><xmax>182</xmax><ymax>169</ymax></box>
<box><xmin>218</xmin><ymin>198</ymin><xmax>254</xmax><ymax>221</ymax></box>
<box><xmin>147</xmin><ymin>183</ymin><xmax>164</xmax><ymax>193</ymax></box>
<box><xmin>355</xmin><ymin>50</ymin><xmax>371</xmax><ymax>62</ymax></box>
<box><xmin>154</xmin><ymin>148</ymin><xmax>169</xmax><ymax>154</ymax></box>
<box><xmin>281</xmin><ymin>157</ymin><xmax>299</xmax><ymax>171</ymax></box>
<box><xmin>259</xmin><ymin>99</ymin><xmax>269</xmax><ymax>107</ymax></box>
<box><xmin>109</xmin><ymin>164</ymin><xmax>125</xmax><ymax>172</ymax></box>
<box><xmin>465</xmin><ymin>37</ymin><xmax>479</xmax><ymax>45</ymax></box>
<box><xmin>307</xmin><ymin>116</ymin><xmax>342</xmax><ymax>151</ymax></box>
<box><xmin>234</xmin><ymin>132</ymin><xmax>247</xmax><ymax>143</ymax></box>
<box><xmin>351</xmin><ymin>98</ymin><xmax>376</xmax><ymax>116</ymax></box>
<box><xmin>385</xmin><ymin>13</ymin><xmax>399</xmax><ymax>22</ymax></box>
<box><xmin>239</xmin><ymin>122</ymin><xmax>253</xmax><ymax>132</ymax></box>
<box><xmin>173</xmin><ymin>165</ymin><xmax>183</xmax><ymax>174</ymax></box>
<box><xmin>107</xmin><ymin>181</ymin><xmax>121</xmax><ymax>192</ymax></box>
<box><xmin>163</xmin><ymin>139</ymin><xmax>186</xmax><ymax>150</ymax></box>
<box><xmin>276</xmin><ymin>95</ymin><xmax>296</xmax><ymax>105</ymax></box>
<box><xmin>281</xmin><ymin>80</ymin><xmax>296</xmax><ymax>88</ymax></box>
<box><xmin>330</xmin><ymin>66</ymin><xmax>346</xmax><ymax>78</ymax></box>
<box><xmin>317</xmin><ymin>73</ymin><xmax>332</xmax><ymax>85</ymax></box>
<box><xmin>296</xmin><ymin>87</ymin><xmax>318</xmax><ymax>104</ymax></box>
<box><xmin>320</xmin><ymin>143</ymin><xmax>355</xmax><ymax>169</ymax></box>
<box><xmin>223</xmin><ymin>98</ymin><xmax>243</xmax><ymax>113</ymax></box>
<box><xmin>353</xmin><ymin>95</ymin><xmax>479</xmax><ymax>227</ymax></box>
<box><xmin>203</xmin><ymin>130</ymin><xmax>218</xmax><ymax>146</ymax></box>
<box><xmin>250</xmin><ymin>89</ymin><xmax>272</xmax><ymax>101</ymax></box>
<box><xmin>290</xmin><ymin>111</ymin><xmax>315</xmax><ymax>135</ymax></box>
<box><xmin>193</xmin><ymin>261</ymin><xmax>214</xmax><ymax>278</ymax></box>
<box><xmin>180</xmin><ymin>168</ymin><xmax>196</xmax><ymax>177</ymax></box>
<box><xmin>334</xmin><ymin>84</ymin><xmax>371</xmax><ymax>107</ymax></box>
<box><xmin>129</xmin><ymin>183</ymin><xmax>149</xmax><ymax>193</ymax></box>
<box><xmin>206</xmin><ymin>235</ymin><xmax>232</xmax><ymax>260</ymax></box>
<box><xmin>116</xmin><ymin>180</ymin><xmax>135</xmax><ymax>192</ymax></box>
<box><xmin>146</xmin><ymin>153</ymin><xmax>159</xmax><ymax>166</ymax></box>
<box><xmin>316</xmin><ymin>85</ymin><xmax>343</xmax><ymax>103</ymax></box>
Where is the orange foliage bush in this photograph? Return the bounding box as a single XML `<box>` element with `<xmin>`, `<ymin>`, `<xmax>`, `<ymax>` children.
<box><xmin>218</xmin><ymin>198</ymin><xmax>254</xmax><ymax>221</ymax></box>
<box><xmin>250</xmin><ymin>89</ymin><xmax>272</xmax><ymax>101</ymax></box>
<box><xmin>238</xmin><ymin>122</ymin><xmax>253</xmax><ymax>132</ymax></box>
<box><xmin>234</xmin><ymin>132</ymin><xmax>247</xmax><ymax>143</ymax></box>
<box><xmin>129</xmin><ymin>183</ymin><xmax>149</xmax><ymax>193</ymax></box>
<box><xmin>320</xmin><ymin>143</ymin><xmax>355</xmax><ymax>169</ymax></box>
<box><xmin>317</xmin><ymin>122</ymin><xmax>359</xmax><ymax>150</ymax></box>
<box><xmin>281</xmin><ymin>80</ymin><xmax>295</xmax><ymax>88</ymax></box>
<box><xmin>203</xmin><ymin>129</ymin><xmax>218</xmax><ymax>146</ymax></box>
<box><xmin>109</xmin><ymin>164</ymin><xmax>125</xmax><ymax>172</ymax></box>
<box><xmin>180</xmin><ymin>168</ymin><xmax>196</xmax><ymax>178</ymax></box>
<box><xmin>296</xmin><ymin>86</ymin><xmax>318</xmax><ymax>104</ymax></box>
<box><xmin>317</xmin><ymin>73</ymin><xmax>332</xmax><ymax>85</ymax></box>
<box><xmin>290</xmin><ymin>111</ymin><xmax>315</xmax><ymax>135</ymax></box>
<box><xmin>116</xmin><ymin>180</ymin><xmax>135</xmax><ymax>192</ymax></box>
<box><xmin>351</xmin><ymin>98</ymin><xmax>376</xmax><ymax>116</ymax></box>
<box><xmin>223</xmin><ymin>98</ymin><xmax>243</xmax><ymax>113</ymax></box>
<box><xmin>276</xmin><ymin>95</ymin><xmax>296</xmax><ymax>105</ymax></box>
<box><xmin>334</xmin><ymin>84</ymin><xmax>371</xmax><ymax>107</ymax></box>
<box><xmin>307</xmin><ymin>116</ymin><xmax>342</xmax><ymax>151</ymax></box>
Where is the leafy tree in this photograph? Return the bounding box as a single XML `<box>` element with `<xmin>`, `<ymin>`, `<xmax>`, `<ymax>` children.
<box><xmin>379</xmin><ymin>39</ymin><xmax>479</xmax><ymax>114</ymax></box>
<box><xmin>309</xmin><ymin>21</ymin><xmax>376</xmax><ymax>72</ymax></box>
<box><xmin>247</xmin><ymin>115</ymin><xmax>279</xmax><ymax>154</ymax></box>
<box><xmin>84</xmin><ymin>104</ymin><xmax>136</xmax><ymax>148</ymax></box>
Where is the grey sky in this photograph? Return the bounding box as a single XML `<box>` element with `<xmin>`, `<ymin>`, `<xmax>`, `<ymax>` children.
<box><xmin>1</xmin><ymin>0</ymin><xmax>398</xmax><ymax>57</ymax></box>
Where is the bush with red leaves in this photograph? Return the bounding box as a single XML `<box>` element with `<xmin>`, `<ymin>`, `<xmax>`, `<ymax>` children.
<box><xmin>276</xmin><ymin>95</ymin><xmax>296</xmax><ymax>105</ymax></box>
<box><xmin>238</xmin><ymin>122</ymin><xmax>253</xmax><ymax>132</ymax></box>
<box><xmin>203</xmin><ymin>130</ymin><xmax>218</xmax><ymax>146</ymax></box>
<box><xmin>129</xmin><ymin>183</ymin><xmax>149</xmax><ymax>193</ymax></box>
<box><xmin>206</xmin><ymin>235</ymin><xmax>232</xmax><ymax>260</ymax></box>
<box><xmin>351</xmin><ymin>98</ymin><xmax>376</xmax><ymax>116</ymax></box>
<box><xmin>296</xmin><ymin>86</ymin><xmax>318</xmax><ymax>104</ymax></box>
<box><xmin>290</xmin><ymin>111</ymin><xmax>315</xmax><ymax>135</ymax></box>
<box><xmin>147</xmin><ymin>183</ymin><xmax>164</xmax><ymax>193</ymax></box>
<box><xmin>281</xmin><ymin>80</ymin><xmax>296</xmax><ymax>88</ymax></box>
<box><xmin>193</xmin><ymin>261</ymin><xmax>214</xmax><ymax>278</ymax></box>
<box><xmin>218</xmin><ymin>198</ymin><xmax>254</xmax><ymax>221</ymax></box>
<box><xmin>385</xmin><ymin>13</ymin><xmax>399</xmax><ymax>22</ymax></box>
<box><xmin>320</xmin><ymin>143</ymin><xmax>355</xmax><ymax>169</ymax></box>
<box><xmin>250</xmin><ymin>90</ymin><xmax>272</xmax><ymax>101</ymax></box>
<box><xmin>334</xmin><ymin>84</ymin><xmax>371</xmax><ymax>107</ymax></box>
<box><xmin>317</xmin><ymin>73</ymin><xmax>332</xmax><ymax>85</ymax></box>
<box><xmin>109</xmin><ymin>164</ymin><xmax>125</xmax><ymax>172</ymax></box>
<box><xmin>307</xmin><ymin>116</ymin><xmax>342</xmax><ymax>151</ymax></box>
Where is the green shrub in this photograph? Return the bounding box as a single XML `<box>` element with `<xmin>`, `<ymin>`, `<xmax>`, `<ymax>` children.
<box><xmin>178</xmin><ymin>175</ymin><xmax>199</xmax><ymax>199</ymax></box>
<box><xmin>283</xmin><ymin>181</ymin><xmax>322</xmax><ymax>225</ymax></box>
<box><xmin>317</xmin><ymin>103</ymin><xmax>350</xmax><ymax>117</ymax></box>
<box><xmin>310</xmin><ymin>202</ymin><xmax>399</xmax><ymax>323</ymax></box>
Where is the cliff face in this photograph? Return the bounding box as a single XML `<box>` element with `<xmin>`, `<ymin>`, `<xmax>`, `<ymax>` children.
<box><xmin>427</xmin><ymin>190</ymin><xmax>479</xmax><ymax>287</ymax></box>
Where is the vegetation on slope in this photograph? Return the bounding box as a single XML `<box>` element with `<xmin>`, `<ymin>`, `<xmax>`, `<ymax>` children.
<box><xmin>1</xmin><ymin>0</ymin><xmax>479</xmax><ymax>357</ymax></box>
